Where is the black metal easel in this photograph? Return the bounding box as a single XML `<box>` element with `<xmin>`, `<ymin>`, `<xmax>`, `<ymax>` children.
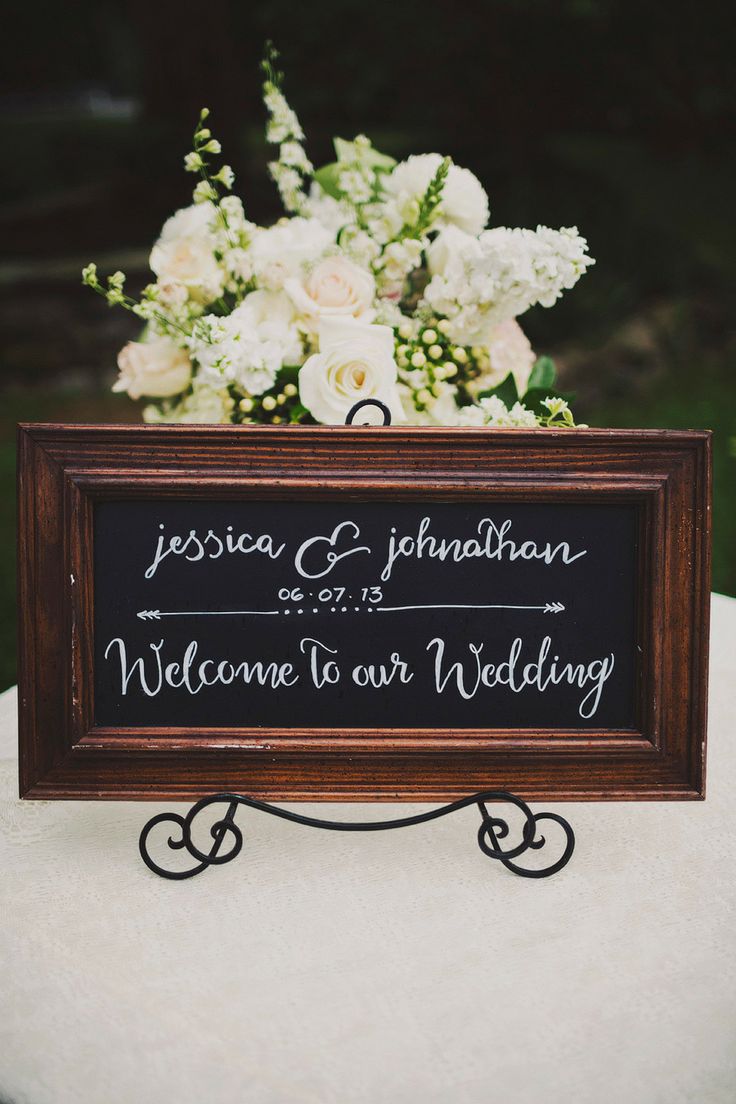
<box><xmin>139</xmin><ymin>790</ymin><xmax>575</xmax><ymax>880</ymax></box>
<box><xmin>138</xmin><ymin>401</ymin><xmax>575</xmax><ymax>881</ymax></box>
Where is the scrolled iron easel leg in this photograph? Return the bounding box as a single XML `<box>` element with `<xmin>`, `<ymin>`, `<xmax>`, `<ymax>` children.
<box><xmin>139</xmin><ymin>790</ymin><xmax>575</xmax><ymax>881</ymax></box>
<box><xmin>139</xmin><ymin>798</ymin><xmax>242</xmax><ymax>880</ymax></box>
<box><xmin>476</xmin><ymin>799</ymin><xmax>575</xmax><ymax>879</ymax></box>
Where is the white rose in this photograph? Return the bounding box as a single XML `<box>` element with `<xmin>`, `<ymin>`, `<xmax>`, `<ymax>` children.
<box><xmin>114</xmin><ymin>338</ymin><xmax>192</xmax><ymax>400</ymax></box>
<box><xmin>286</xmin><ymin>255</ymin><xmax>376</xmax><ymax>323</ymax></box>
<box><xmin>149</xmin><ymin>202</ymin><xmax>224</xmax><ymax>300</ymax></box>
<box><xmin>298</xmin><ymin>318</ymin><xmax>405</xmax><ymax>425</ymax></box>
<box><xmin>250</xmin><ymin>217</ymin><xmax>333</xmax><ymax>290</ymax></box>
<box><xmin>385</xmin><ymin>154</ymin><xmax>489</xmax><ymax>236</ymax></box>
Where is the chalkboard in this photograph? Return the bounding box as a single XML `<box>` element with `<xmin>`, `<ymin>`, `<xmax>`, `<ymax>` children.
<box><xmin>94</xmin><ymin>499</ymin><xmax>639</xmax><ymax>730</ymax></box>
<box><xmin>17</xmin><ymin>424</ymin><xmax>710</xmax><ymax>800</ymax></box>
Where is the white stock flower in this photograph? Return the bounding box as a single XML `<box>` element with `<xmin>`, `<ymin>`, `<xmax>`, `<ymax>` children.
<box><xmin>286</xmin><ymin>255</ymin><xmax>376</xmax><ymax>323</ymax></box>
<box><xmin>304</xmin><ymin>182</ymin><xmax>356</xmax><ymax>234</ymax></box>
<box><xmin>399</xmin><ymin>383</ymin><xmax>460</xmax><ymax>426</ymax></box>
<box><xmin>143</xmin><ymin>383</ymin><xmax>234</xmax><ymax>424</ymax></box>
<box><xmin>426</xmin><ymin>225</ymin><xmax>481</xmax><ymax>276</ymax></box>
<box><xmin>280</xmin><ymin>141</ymin><xmax>312</xmax><ymax>172</ymax></box>
<box><xmin>189</xmin><ymin>306</ymin><xmax>286</xmax><ymax>397</ymax></box>
<box><xmin>363</xmin><ymin>198</ymin><xmax>404</xmax><ymax>245</ymax></box>
<box><xmin>298</xmin><ymin>318</ymin><xmax>404</xmax><ymax>425</ymax></box>
<box><xmin>373</xmin><ymin>297</ymin><xmax>405</xmax><ymax>329</ymax></box>
<box><xmin>423</xmin><ymin>225</ymin><xmax>594</xmax><ymax>344</ymax></box>
<box><xmin>189</xmin><ymin>295</ymin><xmax>299</xmax><ymax>397</ymax></box>
<box><xmin>250</xmin><ymin>217</ymin><xmax>333</xmax><ymax>290</ymax></box>
<box><xmin>149</xmin><ymin>202</ymin><xmax>224</xmax><ymax>301</ymax></box>
<box><xmin>456</xmin><ymin>395</ymin><xmax>539</xmax><ymax>428</ymax></box>
<box><xmin>114</xmin><ymin>338</ymin><xmax>192</xmax><ymax>400</ymax></box>
<box><xmin>375</xmin><ymin>239</ymin><xmax>424</xmax><ymax>299</ymax></box>
<box><xmin>264</xmin><ymin>86</ymin><xmax>304</xmax><ymax>144</ymax></box>
<box><xmin>339</xmin><ymin>227</ymin><xmax>382</xmax><ymax>269</ymax></box>
<box><xmin>385</xmin><ymin>154</ymin><xmax>489</xmax><ymax>235</ymax></box>
<box><xmin>219</xmin><ymin>194</ymin><xmax>251</xmax><ymax>230</ymax></box>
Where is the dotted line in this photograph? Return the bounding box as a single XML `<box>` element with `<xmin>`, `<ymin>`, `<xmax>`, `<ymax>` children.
<box><xmin>283</xmin><ymin>606</ymin><xmax>375</xmax><ymax>615</ymax></box>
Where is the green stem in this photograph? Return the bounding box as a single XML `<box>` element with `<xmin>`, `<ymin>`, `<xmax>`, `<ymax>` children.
<box><xmin>88</xmin><ymin>283</ymin><xmax>193</xmax><ymax>341</ymax></box>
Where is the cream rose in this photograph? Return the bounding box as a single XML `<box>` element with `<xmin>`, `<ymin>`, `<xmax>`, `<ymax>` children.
<box><xmin>149</xmin><ymin>202</ymin><xmax>224</xmax><ymax>300</ymax></box>
<box><xmin>474</xmin><ymin>318</ymin><xmax>536</xmax><ymax>395</ymax></box>
<box><xmin>298</xmin><ymin>318</ymin><xmax>404</xmax><ymax>425</ymax></box>
<box><xmin>114</xmin><ymin>338</ymin><xmax>192</xmax><ymax>400</ymax></box>
<box><xmin>286</xmin><ymin>256</ymin><xmax>375</xmax><ymax>323</ymax></box>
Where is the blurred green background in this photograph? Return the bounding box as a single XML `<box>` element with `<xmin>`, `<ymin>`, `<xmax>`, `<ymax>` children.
<box><xmin>1</xmin><ymin>0</ymin><xmax>734</xmax><ymax>690</ymax></box>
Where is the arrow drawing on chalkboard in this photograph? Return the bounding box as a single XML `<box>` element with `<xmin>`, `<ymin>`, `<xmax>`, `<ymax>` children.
<box><xmin>376</xmin><ymin>602</ymin><xmax>566</xmax><ymax>614</ymax></box>
<box><xmin>136</xmin><ymin>609</ymin><xmax>281</xmax><ymax>621</ymax></box>
<box><xmin>136</xmin><ymin>601</ymin><xmax>565</xmax><ymax>620</ymax></box>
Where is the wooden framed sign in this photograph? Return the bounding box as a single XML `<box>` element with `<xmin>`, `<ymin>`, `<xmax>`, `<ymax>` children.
<box><xmin>17</xmin><ymin>424</ymin><xmax>710</xmax><ymax>801</ymax></box>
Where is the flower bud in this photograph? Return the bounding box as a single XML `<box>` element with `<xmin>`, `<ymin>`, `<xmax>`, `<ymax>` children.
<box><xmin>215</xmin><ymin>165</ymin><xmax>235</xmax><ymax>189</ymax></box>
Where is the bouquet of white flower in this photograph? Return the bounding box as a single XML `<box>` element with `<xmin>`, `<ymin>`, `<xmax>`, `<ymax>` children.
<box><xmin>83</xmin><ymin>44</ymin><xmax>594</xmax><ymax>429</ymax></box>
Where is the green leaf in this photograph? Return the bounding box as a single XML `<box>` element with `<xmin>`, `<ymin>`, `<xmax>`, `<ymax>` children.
<box><xmin>313</xmin><ymin>162</ymin><xmax>343</xmax><ymax>200</ymax></box>
<box><xmin>277</xmin><ymin>363</ymin><xmax>301</xmax><ymax>384</ymax></box>
<box><xmin>526</xmin><ymin>356</ymin><xmax>557</xmax><ymax>394</ymax></box>
<box><xmin>476</xmin><ymin>372</ymin><xmax>519</xmax><ymax>408</ymax></box>
<box><xmin>333</xmin><ymin>137</ymin><xmax>396</xmax><ymax>171</ymax></box>
<box><xmin>522</xmin><ymin>387</ymin><xmax>576</xmax><ymax>416</ymax></box>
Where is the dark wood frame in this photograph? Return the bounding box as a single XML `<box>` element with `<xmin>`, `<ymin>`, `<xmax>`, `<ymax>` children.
<box><xmin>17</xmin><ymin>423</ymin><xmax>711</xmax><ymax>801</ymax></box>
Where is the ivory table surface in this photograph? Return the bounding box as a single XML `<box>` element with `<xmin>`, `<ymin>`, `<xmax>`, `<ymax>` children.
<box><xmin>1</xmin><ymin>594</ymin><xmax>734</xmax><ymax>1104</ymax></box>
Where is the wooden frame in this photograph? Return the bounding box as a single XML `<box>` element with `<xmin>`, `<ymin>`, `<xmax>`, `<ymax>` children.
<box><xmin>17</xmin><ymin>423</ymin><xmax>711</xmax><ymax>801</ymax></box>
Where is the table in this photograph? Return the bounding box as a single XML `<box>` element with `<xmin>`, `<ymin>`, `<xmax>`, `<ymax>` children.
<box><xmin>1</xmin><ymin>594</ymin><xmax>735</xmax><ymax>1104</ymax></box>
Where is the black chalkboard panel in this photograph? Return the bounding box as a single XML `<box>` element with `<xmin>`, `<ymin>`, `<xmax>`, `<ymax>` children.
<box><xmin>94</xmin><ymin>499</ymin><xmax>639</xmax><ymax>730</ymax></box>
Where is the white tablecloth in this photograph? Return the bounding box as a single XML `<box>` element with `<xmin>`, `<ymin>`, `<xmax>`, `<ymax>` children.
<box><xmin>1</xmin><ymin>595</ymin><xmax>735</xmax><ymax>1104</ymax></box>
